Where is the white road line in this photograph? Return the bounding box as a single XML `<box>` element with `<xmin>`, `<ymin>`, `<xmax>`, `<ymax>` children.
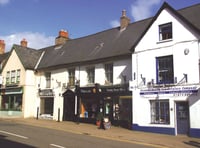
<box><xmin>50</xmin><ymin>144</ymin><xmax>66</xmax><ymax>148</ymax></box>
<box><xmin>0</xmin><ymin>130</ymin><xmax>28</xmax><ymax>139</ymax></box>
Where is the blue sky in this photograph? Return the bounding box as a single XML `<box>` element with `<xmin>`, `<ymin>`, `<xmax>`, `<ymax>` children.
<box><xmin>0</xmin><ymin>0</ymin><xmax>199</xmax><ymax>51</ymax></box>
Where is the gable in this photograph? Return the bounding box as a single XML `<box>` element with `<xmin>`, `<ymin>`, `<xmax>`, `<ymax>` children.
<box><xmin>3</xmin><ymin>50</ymin><xmax>25</xmax><ymax>71</ymax></box>
<box><xmin>135</xmin><ymin>4</ymin><xmax>200</xmax><ymax>53</ymax></box>
<box><xmin>2</xmin><ymin>50</ymin><xmax>26</xmax><ymax>84</ymax></box>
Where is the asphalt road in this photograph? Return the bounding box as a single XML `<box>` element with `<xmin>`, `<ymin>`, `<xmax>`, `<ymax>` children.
<box><xmin>0</xmin><ymin>120</ymin><xmax>157</xmax><ymax>148</ymax></box>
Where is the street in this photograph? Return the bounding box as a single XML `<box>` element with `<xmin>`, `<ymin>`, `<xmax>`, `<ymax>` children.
<box><xmin>0</xmin><ymin>120</ymin><xmax>155</xmax><ymax>148</ymax></box>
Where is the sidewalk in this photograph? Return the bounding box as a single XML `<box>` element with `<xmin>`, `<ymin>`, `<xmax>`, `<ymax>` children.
<box><xmin>3</xmin><ymin>118</ymin><xmax>200</xmax><ymax>148</ymax></box>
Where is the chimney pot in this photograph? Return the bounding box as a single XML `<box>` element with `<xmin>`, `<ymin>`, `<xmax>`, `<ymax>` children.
<box><xmin>59</xmin><ymin>30</ymin><xmax>68</xmax><ymax>38</ymax></box>
<box><xmin>120</xmin><ymin>9</ymin><xmax>130</xmax><ymax>30</ymax></box>
<box><xmin>122</xmin><ymin>10</ymin><xmax>126</xmax><ymax>17</ymax></box>
<box><xmin>0</xmin><ymin>40</ymin><xmax>5</xmax><ymax>54</ymax></box>
<box><xmin>21</xmin><ymin>38</ymin><xmax>28</xmax><ymax>47</ymax></box>
<box><xmin>55</xmin><ymin>30</ymin><xmax>69</xmax><ymax>45</ymax></box>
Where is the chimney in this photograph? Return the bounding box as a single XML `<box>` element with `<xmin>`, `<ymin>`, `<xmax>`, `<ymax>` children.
<box><xmin>0</xmin><ymin>40</ymin><xmax>5</xmax><ymax>54</ymax></box>
<box><xmin>55</xmin><ymin>30</ymin><xmax>69</xmax><ymax>45</ymax></box>
<box><xmin>120</xmin><ymin>10</ymin><xmax>130</xmax><ymax>30</ymax></box>
<box><xmin>20</xmin><ymin>38</ymin><xmax>28</xmax><ymax>47</ymax></box>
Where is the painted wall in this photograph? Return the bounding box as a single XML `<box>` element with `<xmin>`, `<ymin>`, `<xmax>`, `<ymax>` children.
<box><xmin>131</xmin><ymin>7</ymin><xmax>200</xmax><ymax>136</ymax></box>
<box><xmin>36</xmin><ymin>58</ymin><xmax>132</xmax><ymax>121</ymax></box>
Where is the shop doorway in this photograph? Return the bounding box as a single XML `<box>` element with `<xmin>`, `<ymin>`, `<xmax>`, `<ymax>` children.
<box><xmin>63</xmin><ymin>90</ymin><xmax>76</xmax><ymax>121</ymax></box>
<box><xmin>176</xmin><ymin>102</ymin><xmax>189</xmax><ymax>135</ymax></box>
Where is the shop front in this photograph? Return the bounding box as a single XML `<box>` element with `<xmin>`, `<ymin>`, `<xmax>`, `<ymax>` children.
<box><xmin>38</xmin><ymin>89</ymin><xmax>54</xmax><ymax>119</ymax></box>
<box><xmin>0</xmin><ymin>86</ymin><xmax>23</xmax><ymax>117</ymax></box>
<box><xmin>74</xmin><ymin>84</ymin><xmax>132</xmax><ymax>128</ymax></box>
<box><xmin>100</xmin><ymin>84</ymin><xmax>132</xmax><ymax>128</ymax></box>
<box><xmin>132</xmin><ymin>84</ymin><xmax>200</xmax><ymax>137</ymax></box>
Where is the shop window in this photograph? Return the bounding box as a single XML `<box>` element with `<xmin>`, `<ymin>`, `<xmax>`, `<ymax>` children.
<box><xmin>87</xmin><ymin>67</ymin><xmax>95</xmax><ymax>84</ymax></box>
<box><xmin>1</xmin><ymin>95</ymin><xmax>22</xmax><ymax>111</ymax></box>
<box><xmin>45</xmin><ymin>72</ymin><xmax>51</xmax><ymax>88</ymax></box>
<box><xmin>150</xmin><ymin>100</ymin><xmax>170</xmax><ymax>124</ymax></box>
<box><xmin>105</xmin><ymin>63</ymin><xmax>113</xmax><ymax>84</ymax></box>
<box><xmin>80</xmin><ymin>98</ymin><xmax>98</xmax><ymax>119</ymax></box>
<box><xmin>68</xmin><ymin>68</ymin><xmax>75</xmax><ymax>86</ymax></box>
<box><xmin>159</xmin><ymin>22</ymin><xmax>172</xmax><ymax>41</ymax></box>
<box><xmin>40</xmin><ymin>98</ymin><xmax>54</xmax><ymax>115</ymax></box>
<box><xmin>156</xmin><ymin>55</ymin><xmax>174</xmax><ymax>84</ymax></box>
<box><xmin>6</xmin><ymin>71</ymin><xmax>10</xmax><ymax>84</ymax></box>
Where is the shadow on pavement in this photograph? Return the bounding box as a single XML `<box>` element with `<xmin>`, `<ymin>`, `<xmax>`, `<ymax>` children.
<box><xmin>184</xmin><ymin>141</ymin><xmax>200</xmax><ymax>148</ymax></box>
<box><xmin>0</xmin><ymin>135</ymin><xmax>36</xmax><ymax>148</ymax></box>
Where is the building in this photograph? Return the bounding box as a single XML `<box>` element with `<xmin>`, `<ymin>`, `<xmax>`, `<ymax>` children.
<box><xmin>130</xmin><ymin>2</ymin><xmax>200</xmax><ymax>137</ymax></box>
<box><xmin>35</xmin><ymin>10</ymin><xmax>134</xmax><ymax>127</ymax></box>
<box><xmin>0</xmin><ymin>39</ymin><xmax>43</xmax><ymax>118</ymax></box>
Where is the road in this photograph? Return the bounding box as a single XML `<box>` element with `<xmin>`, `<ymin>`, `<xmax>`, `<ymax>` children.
<box><xmin>0</xmin><ymin>120</ymin><xmax>155</xmax><ymax>148</ymax></box>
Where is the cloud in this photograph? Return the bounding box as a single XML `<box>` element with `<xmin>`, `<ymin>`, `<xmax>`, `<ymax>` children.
<box><xmin>0</xmin><ymin>0</ymin><xmax>10</xmax><ymax>5</ymax></box>
<box><xmin>110</xmin><ymin>20</ymin><xmax>120</xmax><ymax>28</ymax></box>
<box><xmin>0</xmin><ymin>32</ymin><xmax>55</xmax><ymax>51</ymax></box>
<box><xmin>131</xmin><ymin>0</ymin><xmax>161</xmax><ymax>21</ymax></box>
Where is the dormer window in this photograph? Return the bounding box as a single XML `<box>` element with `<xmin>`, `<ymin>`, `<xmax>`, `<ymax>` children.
<box><xmin>159</xmin><ymin>22</ymin><xmax>172</xmax><ymax>41</ymax></box>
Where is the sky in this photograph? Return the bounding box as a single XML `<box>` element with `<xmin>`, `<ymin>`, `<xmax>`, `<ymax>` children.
<box><xmin>0</xmin><ymin>0</ymin><xmax>199</xmax><ymax>52</ymax></box>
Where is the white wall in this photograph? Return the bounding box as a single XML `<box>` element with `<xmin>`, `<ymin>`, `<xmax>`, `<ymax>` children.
<box><xmin>132</xmin><ymin>7</ymin><xmax>200</xmax><ymax>131</ymax></box>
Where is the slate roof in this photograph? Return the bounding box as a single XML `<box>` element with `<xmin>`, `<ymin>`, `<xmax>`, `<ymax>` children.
<box><xmin>37</xmin><ymin>18</ymin><xmax>152</xmax><ymax>70</ymax></box>
<box><xmin>35</xmin><ymin>2</ymin><xmax>200</xmax><ymax>70</ymax></box>
<box><xmin>0</xmin><ymin>52</ymin><xmax>9</xmax><ymax>63</ymax></box>
<box><xmin>13</xmin><ymin>44</ymin><xmax>43</xmax><ymax>70</ymax></box>
<box><xmin>178</xmin><ymin>3</ymin><xmax>200</xmax><ymax>32</ymax></box>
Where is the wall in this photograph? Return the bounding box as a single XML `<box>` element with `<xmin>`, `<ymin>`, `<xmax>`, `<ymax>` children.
<box><xmin>131</xmin><ymin>7</ymin><xmax>200</xmax><ymax>136</ymax></box>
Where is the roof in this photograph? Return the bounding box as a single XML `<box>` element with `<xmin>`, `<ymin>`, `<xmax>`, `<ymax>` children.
<box><xmin>35</xmin><ymin>2</ymin><xmax>200</xmax><ymax>70</ymax></box>
<box><xmin>0</xmin><ymin>52</ymin><xmax>9</xmax><ymax>63</ymax></box>
<box><xmin>37</xmin><ymin>18</ymin><xmax>152</xmax><ymax>70</ymax></box>
<box><xmin>13</xmin><ymin>44</ymin><xmax>43</xmax><ymax>70</ymax></box>
<box><xmin>131</xmin><ymin>2</ymin><xmax>200</xmax><ymax>50</ymax></box>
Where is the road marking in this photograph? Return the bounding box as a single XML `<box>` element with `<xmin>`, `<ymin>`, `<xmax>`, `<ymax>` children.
<box><xmin>50</xmin><ymin>144</ymin><xmax>66</xmax><ymax>148</ymax></box>
<box><xmin>0</xmin><ymin>130</ymin><xmax>28</xmax><ymax>139</ymax></box>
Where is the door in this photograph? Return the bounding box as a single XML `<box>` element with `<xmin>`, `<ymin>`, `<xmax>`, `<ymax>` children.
<box><xmin>63</xmin><ymin>96</ymin><xmax>75</xmax><ymax>121</ymax></box>
<box><xmin>176</xmin><ymin>102</ymin><xmax>189</xmax><ymax>135</ymax></box>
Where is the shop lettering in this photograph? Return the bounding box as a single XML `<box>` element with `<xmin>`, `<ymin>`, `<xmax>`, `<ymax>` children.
<box><xmin>106</xmin><ymin>88</ymin><xmax>125</xmax><ymax>92</ymax></box>
<box><xmin>80</xmin><ymin>89</ymin><xmax>92</xmax><ymax>93</ymax></box>
<box><xmin>140</xmin><ymin>86</ymin><xmax>198</xmax><ymax>96</ymax></box>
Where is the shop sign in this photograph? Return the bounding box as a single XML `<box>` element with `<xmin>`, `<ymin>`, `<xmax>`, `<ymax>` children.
<box><xmin>140</xmin><ymin>85</ymin><xmax>199</xmax><ymax>97</ymax></box>
<box><xmin>80</xmin><ymin>87</ymin><xmax>96</xmax><ymax>94</ymax></box>
<box><xmin>39</xmin><ymin>89</ymin><xmax>54</xmax><ymax>97</ymax></box>
<box><xmin>101</xmin><ymin>86</ymin><xmax>126</xmax><ymax>93</ymax></box>
<box><xmin>1</xmin><ymin>87</ymin><xmax>23</xmax><ymax>95</ymax></box>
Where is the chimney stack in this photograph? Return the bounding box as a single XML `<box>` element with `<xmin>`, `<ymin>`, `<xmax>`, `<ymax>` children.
<box><xmin>20</xmin><ymin>38</ymin><xmax>28</xmax><ymax>47</ymax></box>
<box><xmin>0</xmin><ymin>40</ymin><xmax>5</xmax><ymax>54</ymax></box>
<box><xmin>55</xmin><ymin>30</ymin><xmax>69</xmax><ymax>45</ymax></box>
<box><xmin>120</xmin><ymin>10</ymin><xmax>130</xmax><ymax>30</ymax></box>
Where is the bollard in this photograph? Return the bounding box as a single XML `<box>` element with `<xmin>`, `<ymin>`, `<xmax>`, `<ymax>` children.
<box><xmin>36</xmin><ymin>107</ymin><xmax>39</xmax><ymax>120</ymax></box>
<box><xmin>58</xmin><ymin>108</ymin><xmax>60</xmax><ymax>122</ymax></box>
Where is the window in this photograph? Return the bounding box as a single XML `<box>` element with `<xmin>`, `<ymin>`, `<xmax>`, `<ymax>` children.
<box><xmin>68</xmin><ymin>68</ymin><xmax>75</xmax><ymax>86</ymax></box>
<box><xmin>87</xmin><ymin>67</ymin><xmax>95</xmax><ymax>84</ymax></box>
<box><xmin>11</xmin><ymin>70</ymin><xmax>16</xmax><ymax>84</ymax></box>
<box><xmin>6</xmin><ymin>71</ymin><xmax>10</xmax><ymax>84</ymax></box>
<box><xmin>1</xmin><ymin>95</ymin><xmax>22</xmax><ymax>111</ymax></box>
<box><xmin>105</xmin><ymin>63</ymin><xmax>113</xmax><ymax>84</ymax></box>
<box><xmin>156</xmin><ymin>55</ymin><xmax>174</xmax><ymax>84</ymax></box>
<box><xmin>151</xmin><ymin>100</ymin><xmax>170</xmax><ymax>124</ymax></box>
<box><xmin>16</xmin><ymin>69</ymin><xmax>21</xmax><ymax>84</ymax></box>
<box><xmin>159</xmin><ymin>23</ymin><xmax>172</xmax><ymax>41</ymax></box>
<box><xmin>45</xmin><ymin>72</ymin><xmax>51</xmax><ymax>88</ymax></box>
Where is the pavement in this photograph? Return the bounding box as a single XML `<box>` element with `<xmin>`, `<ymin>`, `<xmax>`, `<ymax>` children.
<box><xmin>2</xmin><ymin>118</ymin><xmax>200</xmax><ymax>148</ymax></box>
